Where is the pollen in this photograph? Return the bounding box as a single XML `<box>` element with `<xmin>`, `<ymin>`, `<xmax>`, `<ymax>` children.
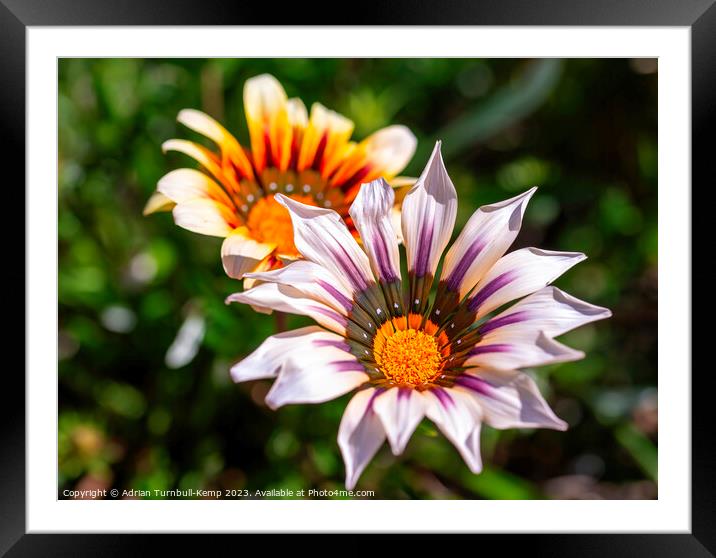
<box><xmin>247</xmin><ymin>194</ymin><xmax>315</xmax><ymax>257</ymax></box>
<box><xmin>373</xmin><ymin>314</ymin><xmax>450</xmax><ymax>386</ymax></box>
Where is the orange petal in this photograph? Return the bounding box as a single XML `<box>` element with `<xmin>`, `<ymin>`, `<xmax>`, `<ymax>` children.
<box><xmin>286</xmin><ymin>98</ymin><xmax>308</xmax><ymax>166</ymax></box>
<box><xmin>297</xmin><ymin>103</ymin><xmax>354</xmax><ymax>176</ymax></box>
<box><xmin>330</xmin><ymin>126</ymin><xmax>417</xmax><ymax>201</ymax></box>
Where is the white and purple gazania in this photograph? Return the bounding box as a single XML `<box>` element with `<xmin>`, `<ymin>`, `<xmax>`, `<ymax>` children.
<box><xmin>228</xmin><ymin>142</ymin><xmax>611</xmax><ymax>489</ymax></box>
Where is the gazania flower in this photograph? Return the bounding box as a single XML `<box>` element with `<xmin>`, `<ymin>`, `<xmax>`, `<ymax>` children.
<box><xmin>228</xmin><ymin>142</ymin><xmax>611</xmax><ymax>489</ymax></box>
<box><xmin>144</xmin><ymin>74</ymin><xmax>417</xmax><ymax>282</ymax></box>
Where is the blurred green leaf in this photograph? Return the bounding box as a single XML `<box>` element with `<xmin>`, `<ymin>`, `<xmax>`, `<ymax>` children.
<box><xmin>615</xmin><ymin>423</ymin><xmax>658</xmax><ymax>482</ymax></box>
<box><xmin>428</xmin><ymin>59</ymin><xmax>562</xmax><ymax>160</ymax></box>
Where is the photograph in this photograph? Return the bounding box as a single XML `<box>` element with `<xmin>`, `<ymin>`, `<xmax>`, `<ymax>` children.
<box><xmin>57</xmin><ymin>57</ymin><xmax>657</xmax><ymax>501</ymax></box>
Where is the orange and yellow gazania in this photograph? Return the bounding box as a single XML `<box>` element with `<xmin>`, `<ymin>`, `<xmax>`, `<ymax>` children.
<box><xmin>144</xmin><ymin>74</ymin><xmax>417</xmax><ymax>282</ymax></box>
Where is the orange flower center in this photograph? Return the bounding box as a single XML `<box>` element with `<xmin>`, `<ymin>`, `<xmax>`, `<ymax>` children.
<box><xmin>373</xmin><ymin>314</ymin><xmax>450</xmax><ymax>386</ymax></box>
<box><xmin>246</xmin><ymin>194</ymin><xmax>315</xmax><ymax>257</ymax></box>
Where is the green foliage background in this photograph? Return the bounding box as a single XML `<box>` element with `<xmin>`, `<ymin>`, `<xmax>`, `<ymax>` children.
<box><xmin>58</xmin><ymin>58</ymin><xmax>657</xmax><ymax>500</ymax></box>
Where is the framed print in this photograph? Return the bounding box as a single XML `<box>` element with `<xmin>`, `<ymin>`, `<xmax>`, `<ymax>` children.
<box><xmin>3</xmin><ymin>0</ymin><xmax>709</xmax><ymax>554</ymax></box>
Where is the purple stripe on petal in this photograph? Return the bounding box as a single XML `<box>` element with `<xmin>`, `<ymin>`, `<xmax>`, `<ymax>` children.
<box><xmin>468</xmin><ymin>343</ymin><xmax>512</xmax><ymax>357</ymax></box>
<box><xmin>432</xmin><ymin>386</ymin><xmax>454</xmax><ymax>408</ymax></box>
<box><xmin>397</xmin><ymin>387</ymin><xmax>411</xmax><ymax>401</ymax></box>
<box><xmin>454</xmin><ymin>374</ymin><xmax>492</xmax><ymax>396</ymax></box>
<box><xmin>468</xmin><ymin>270</ymin><xmax>518</xmax><ymax>312</ymax></box>
<box><xmin>366</xmin><ymin>387</ymin><xmax>385</xmax><ymax>415</ymax></box>
<box><xmin>317</xmin><ymin>280</ymin><xmax>353</xmax><ymax>312</ymax></box>
<box><xmin>312</xmin><ymin>305</ymin><xmax>348</xmax><ymax>327</ymax></box>
<box><xmin>313</xmin><ymin>339</ymin><xmax>351</xmax><ymax>352</ymax></box>
<box><xmin>371</xmin><ymin>231</ymin><xmax>397</xmax><ymax>282</ymax></box>
<box><xmin>332</xmin><ymin>242</ymin><xmax>369</xmax><ymax>291</ymax></box>
<box><xmin>479</xmin><ymin>310</ymin><xmax>530</xmax><ymax>335</ymax></box>
<box><xmin>412</xmin><ymin>217</ymin><xmax>435</xmax><ymax>277</ymax></box>
<box><xmin>331</xmin><ymin>360</ymin><xmax>366</xmax><ymax>373</ymax></box>
<box><xmin>446</xmin><ymin>237</ymin><xmax>486</xmax><ymax>291</ymax></box>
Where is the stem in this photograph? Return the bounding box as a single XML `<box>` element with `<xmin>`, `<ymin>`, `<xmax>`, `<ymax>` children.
<box><xmin>274</xmin><ymin>311</ymin><xmax>287</xmax><ymax>333</ymax></box>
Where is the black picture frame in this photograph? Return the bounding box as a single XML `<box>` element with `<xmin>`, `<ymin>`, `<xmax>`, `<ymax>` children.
<box><xmin>3</xmin><ymin>0</ymin><xmax>708</xmax><ymax>554</ymax></box>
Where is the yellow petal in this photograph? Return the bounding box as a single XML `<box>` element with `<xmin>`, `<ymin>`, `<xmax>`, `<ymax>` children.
<box><xmin>244</xmin><ymin>74</ymin><xmax>291</xmax><ymax>172</ymax></box>
<box><xmin>242</xmin><ymin>255</ymin><xmax>277</xmax><ymax>289</ymax></box>
<box><xmin>143</xmin><ymin>191</ymin><xmax>176</xmax><ymax>215</ymax></box>
<box><xmin>172</xmin><ymin>198</ymin><xmax>238</xmax><ymax>237</ymax></box>
<box><xmin>298</xmin><ymin>103</ymin><xmax>354</xmax><ymax>176</ymax></box>
<box><xmin>221</xmin><ymin>227</ymin><xmax>276</xmax><ymax>279</ymax></box>
<box><xmin>177</xmin><ymin>109</ymin><xmax>255</xmax><ymax>180</ymax></box>
<box><xmin>157</xmin><ymin>168</ymin><xmax>235</xmax><ymax>208</ymax></box>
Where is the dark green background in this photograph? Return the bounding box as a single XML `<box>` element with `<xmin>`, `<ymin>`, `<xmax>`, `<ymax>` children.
<box><xmin>58</xmin><ymin>58</ymin><xmax>657</xmax><ymax>499</ymax></box>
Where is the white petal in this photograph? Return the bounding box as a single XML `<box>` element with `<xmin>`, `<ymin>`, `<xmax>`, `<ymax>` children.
<box><xmin>455</xmin><ymin>369</ymin><xmax>567</xmax><ymax>431</ymax></box>
<box><xmin>172</xmin><ymin>198</ymin><xmax>237</xmax><ymax>237</ymax></box>
<box><xmin>162</xmin><ymin>139</ymin><xmax>234</xmax><ymax>191</ymax></box>
<box><xmin>245</xmin><ymin>260</ymin><xmax>354</xmax><ymax>313</ymax></box>
<box><xmin>157</xmin><ymin>168</ymin><xmax>234</xmax><ymax>208</ymax></box>
<box><xmin>226</xmin><ymin>282</ymin><xmax>348</xmax><ymax>334</ymax></box>
<box><xmin>390</xmin><ymin>206</ymin><xmax>404</xmax><ymax>245</ymax></box>
<box><xmin>349</xmin><ymin>179</ymin><xmax>402</xmax><ymax>282</ymax></box>
<box><xmin>338</xmin><ymin>388</ymin><xmax>387</xmax><ymax>490</ymax></box>
<box><xmin>286</xmin><ymin>98</ymin><xmax>308</xmax><ymax>129</ymax></box>
<box><xmin>401</xmin><ymin>141</ymin><xmax>457</xmax><ymax>279</ymax></box>
<box><xmin>275</xmin><ymin>194</ymin><xmax>374</xmax><ymax>292</ymax></box>
<box><xmin>221</xmin><ymin>228</ymin><xmax>276</xmax><ymax>279</ymax></box>
<box><xmin>265</xmin><ymin>348</ymin><xmax>367</xmax><ymax>410</ymax></box>
<box><xmin>177</xmin><ymin>109</ymin><xmax>234</xmax><ymax>148</ymax></box>
<box><xmin>230</xmin><ymin>326</ymin><xmax>341</xmax><ymax>382</ymax></box>
<box><xmin>423</xmin><ymin>387</ymin><xmax>483</xmax><ymax>473</ymax></box>
<box><xmin>373</xmin><ymin>387</ymin><xmax>426</xmax><ymax>455</ymax></box>
<box><xmin>464</xmin><ymin>331</ymin><xmax>585</xmax><ymax>370</ymax></box>
<box><xmin>176</xmin><ymin>109</ymin><xmax>255</xmax><ymax>179</ymax></box>
<box><xmin>467</xmin><ymin>247</ymin><xmax>586</xmax><ymax>319</ymax></box>
<box><xmin>441</xmin><ymin>188</ymin><xmax>536</xmax><ymax>298</ymax></box>
<box><xmin>362</xmin><ymin>125</ymin><xmax>417</xmax><ymax>177</ymax></box>
<box><xmin>479</xmin><ymin>286</ymin><xmax>612</xmax><ymax>338</ymax></box>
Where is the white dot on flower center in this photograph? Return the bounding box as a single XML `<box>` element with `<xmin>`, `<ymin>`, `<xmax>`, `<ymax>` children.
<box><xmin>393</xmin><ymin>303</ymin><xmax>399</xmax><ymax>308</ymax></box>
<box><xmin>325</xmin><ymin>200</ymin><xmax>332</xmax><ymax>208</ymax></box>
<box><xmin>435</xmin><ymin>309</ymin><xmax>441</xmax><ymax>315</ymax></box>
<box><xmin>286</xmin><ymin>184</ymin><xmax>294</xmax><ymax>192</ymax></box>
<box><xmin>303</xmin><ymin>184</ymin><xmax>311</xmax><ymax>192</ymax></box>
<box><xmin>414</xmin><ymin>299</ymin><xmax>419</xmax><ymax>305</ymax></box>
<box><xmin>269</xmin><ymin>182</ymin><xmax>277</xmax><ymax>191</ymax></box>
<box><xmin>247</xmin><ymin>194</ymin><xmax>254</xmax><ymax>202</ymax></box>
<box><xmin>241</xmin><ymin>205</ymin><xmax>248</xmax><ymax>212</ymax></box>
<box><xmin>376</xmin><ymin>308</ymin><xmax>382</xmax><ymax>315</ymax></box>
